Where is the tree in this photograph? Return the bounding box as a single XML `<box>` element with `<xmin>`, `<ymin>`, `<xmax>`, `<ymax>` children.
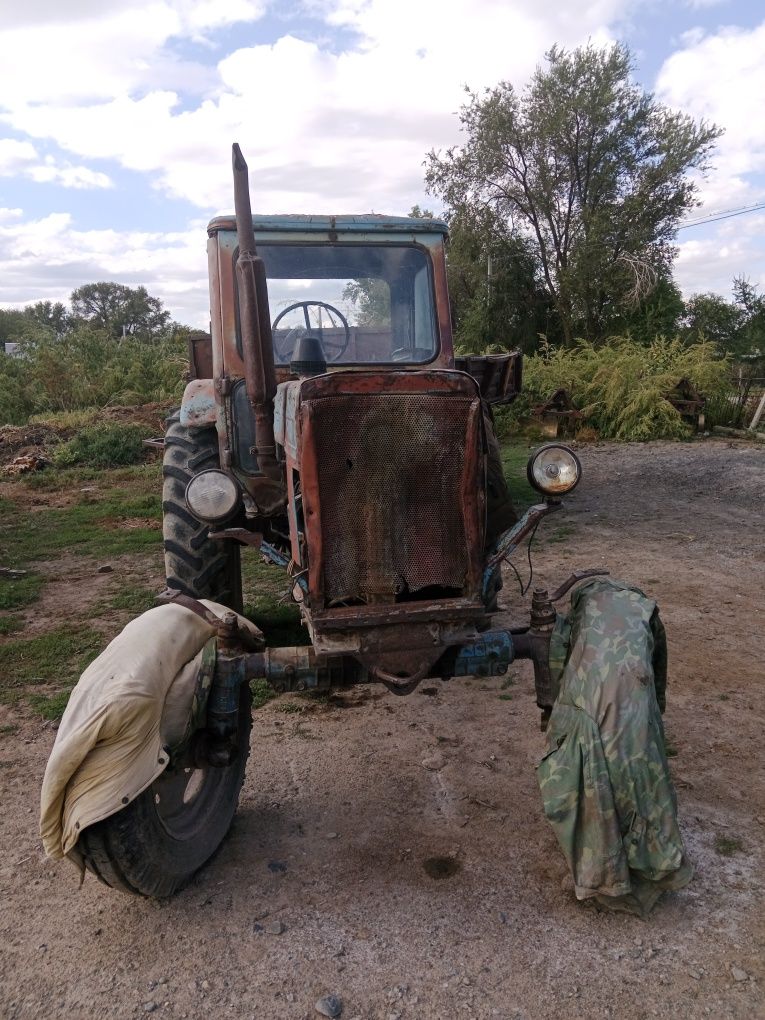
<box><xmin>342</xmin><ymin>207</ymin><xmax>435</xmax><ymax>327</ymax></box>
<box><xmin>682</xmin><ymin>292</ymin><xmax>741</xmax><ymax>351</ymax></box>
<box><xmin>0</xmin><ymin>308</ymin><xmax>26</xmax><ymax>346</ymax></box>
<box><xmin>682</xmin><ymin>278</ymin><xmax>765</xmax><ymax>360</ymax></box>
<box><xmin>425</xmin><ymin>43</ymin><xmax>721</xmax><ymax>344</ymax></box>
<box><xmin>442</xmin><ymin>203</ymin><xmax>558</xmax><ymax>353</ymax></box>
<box><xmin>23</xmin><ymin>301</ymin><xmax>70</xmax><ymax>338</ymax></box>
<box><xmin>342</xmin><ymin>278</ymin><xmax>391</xmax><ymax>326</ymax></box>
<box><xmin>731</xmin><ymin>276</ymin><xmax>765</xmax><ymax>359</ymax></box>
<box><xmin>617</xmin><ymin>275</ymin><xmax>685</xmax><ymax>345</ymax></box>
<box><xmin>70</xmin><ymin>282</ymin><xmax>171</xmax><ymax>340</ymax></box>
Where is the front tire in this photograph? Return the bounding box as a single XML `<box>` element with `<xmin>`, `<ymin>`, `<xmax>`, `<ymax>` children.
<box><xmin>77</xmin><ymin>686</ymin><xmax>252</xmax><ymax>897</ymax></box>
<box><xmin>162</xmin><ymin>413</ymin><xmax>242</xmax><ymax>611</ymax></box>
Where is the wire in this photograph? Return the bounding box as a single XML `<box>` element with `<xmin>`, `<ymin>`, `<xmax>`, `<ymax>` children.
<box><xmin>503</xmin><ymin>517</ymin><xmax>542</xmax><ymax>597</ymax></box>
<box><xmin>521</xmin><ymin>519</ymin><xmax>541</xmax><ymax>596</ymax></box>
<box><xmin>679</xmin><ymin>200</ymin><xmax>765</xmax><ymax>230</ymax></box>
<box><xmin>506</xmin><ymin>558</ymin><xmax>525</xmax><ymax>596</ymax></box>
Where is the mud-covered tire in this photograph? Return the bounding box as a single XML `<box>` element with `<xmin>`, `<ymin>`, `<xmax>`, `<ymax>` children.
<box><xmin>162</xmin><ymin>412</ymin><xmax>242</xmax><ymax>612</ymax></box>
<box><xmin>77</xmin><ymin>686</ymin><xmax>252</xmax><ymax>898</ymax></box>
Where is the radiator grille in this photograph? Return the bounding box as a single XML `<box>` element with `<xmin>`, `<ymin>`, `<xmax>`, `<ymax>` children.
<box><xmin>307</xmin><ymin>393</ymin><xmax>477</xmax><ymax>604</ymax></box>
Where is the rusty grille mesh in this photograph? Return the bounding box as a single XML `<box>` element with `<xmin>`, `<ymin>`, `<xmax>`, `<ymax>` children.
<box><xmin>307</xmin><ymin>393</ymin><xmax>476</xmax><ymax>604</ymax></box>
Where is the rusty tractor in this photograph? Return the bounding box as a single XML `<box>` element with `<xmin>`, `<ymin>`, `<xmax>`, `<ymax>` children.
<box><xmin>78</xmin><ymin>145</ymin><xmax>600</xmax><ymax>896</ymax></box>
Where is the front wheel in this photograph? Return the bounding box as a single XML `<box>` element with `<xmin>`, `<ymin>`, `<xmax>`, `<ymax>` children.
<box><xmin>77</xmin><ymin>685</ymin><xmax>252</xmax><ymax>897</ymax></box>
<box><xmin>162</xmin><ymin>412</ymin><xmax>243</xmax><ymax>612</ymax></box>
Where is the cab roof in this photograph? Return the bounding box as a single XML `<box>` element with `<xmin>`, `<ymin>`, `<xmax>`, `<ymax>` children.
<box><xmin>207</xmin><ymin>213</ymin><xmax>448</xmax><ymax>236</ymax></box>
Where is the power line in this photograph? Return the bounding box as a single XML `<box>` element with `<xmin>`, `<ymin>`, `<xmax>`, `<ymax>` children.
<box><xmin>679</xmin><ymin>200</ymin><xmax>765</xmax><ymax>230</ymax></box>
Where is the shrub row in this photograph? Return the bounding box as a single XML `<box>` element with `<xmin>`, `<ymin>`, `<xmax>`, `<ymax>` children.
<box><xmin>0</xmin><ymin>326</ymin><xmax>187</xmax><ymax>426</ymax></box>
<box><xmin>495</xmin><ymin>336</ymin><xmax>733</xmax><ymax>440</ymax></box>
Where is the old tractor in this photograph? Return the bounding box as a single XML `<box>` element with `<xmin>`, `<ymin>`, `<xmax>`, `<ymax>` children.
<box><xmin>72</xmin><ymin>145</ymin><xmax>598</xmax><ymax>897</ymax></box>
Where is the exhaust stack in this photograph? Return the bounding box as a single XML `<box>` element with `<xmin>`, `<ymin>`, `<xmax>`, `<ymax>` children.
<box><xmin>232</xmin><ymin>143</ymin><xmax>279</xmax><ymax>480</ymax></box>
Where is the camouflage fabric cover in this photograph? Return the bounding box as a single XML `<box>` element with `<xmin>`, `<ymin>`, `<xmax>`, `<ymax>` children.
<box><xmin>537</xmin><ymin>578</ymin><xmax>692</xmax><ymax>916</ymax></box>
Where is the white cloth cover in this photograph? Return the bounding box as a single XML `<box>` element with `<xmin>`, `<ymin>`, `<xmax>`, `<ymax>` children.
<box><xmin>40</xmin><ymin>600</ymin><xmax>261</xmax><ymax>861</ymax></box>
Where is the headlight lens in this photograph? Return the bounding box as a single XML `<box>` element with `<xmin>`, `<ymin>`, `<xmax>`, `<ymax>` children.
<box><xmin>527</xmin><ymin>444</ymin><xmax>581</xmax><ymax>496</ymax></box>
<box><xmin>185</xmin><ymin>469</ymin><xmax>241</xmax><ymax>523</ymax></box>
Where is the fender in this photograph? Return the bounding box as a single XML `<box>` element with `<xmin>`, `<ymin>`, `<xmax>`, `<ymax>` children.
<box><xmin>180</xmin><ymin>378</ymin><xmax>217</xmax><ymax>428</ymax></box>
<box><xmin>40</xmin><ymin>601</ymin><xmax>262</xmax><ymax>863</ymax></box>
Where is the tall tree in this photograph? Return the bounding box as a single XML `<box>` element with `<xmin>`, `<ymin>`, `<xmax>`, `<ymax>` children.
<box><xmin>70</xmin><ymin>282</ymin><xmax>170</xmax><ymax>340</ymax></box>
<box><xmin>682</xmin><ymin>277</ymin><xmax>765</xmax><ymax>361</ymax></box>
<box><xmin>442</xmin><ymin>203</ymin><xmax>558</xmax><ymax>353</ymax></box>
<box><xmin>426</xmin><ymin>43</ymin><xmax>721</xmax><ymax>344</ymax></box>
<box><xmin>23</xmin><ymin>300</ymin><xmax>70</xmax><ymax>338</ymax></box>
<box><xmin>617</xmin><ymin>275</ymin><xmax>685</xmax><ymax>345</ymax></box>
<box><xmin>682</xmin><ymin>292</ymin><xmax>741</xmax><ymax>351</ymax></box>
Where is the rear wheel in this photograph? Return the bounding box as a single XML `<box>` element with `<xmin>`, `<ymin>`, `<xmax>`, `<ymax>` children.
<box><xmin>162</xmin><ymin>412</ymin><xmax>242</xmax><ymax>611</ymax></box>
<box><xmin>78</xmin><ymin>685</ymin><xmax>252</xmax><ymax>897</ymax></box>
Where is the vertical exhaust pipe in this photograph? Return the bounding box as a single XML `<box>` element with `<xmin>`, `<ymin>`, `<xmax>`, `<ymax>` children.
<box><xmin>232</xmin><ymin>143</ymin><xmax>279</xmax><ymax>480</ymax></box>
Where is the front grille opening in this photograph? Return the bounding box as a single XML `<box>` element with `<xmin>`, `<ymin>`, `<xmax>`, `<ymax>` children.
<box><xmin>307</xmin><ymin>392</ymin><xmax>478</xmax><ymax>607</ymax></box>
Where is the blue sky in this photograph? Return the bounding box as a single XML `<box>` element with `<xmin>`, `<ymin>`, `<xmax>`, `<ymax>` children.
<box><xmin>0</xmin><ymin>0</ymin><xmax>763</xmax><ymax>327</ymax></box>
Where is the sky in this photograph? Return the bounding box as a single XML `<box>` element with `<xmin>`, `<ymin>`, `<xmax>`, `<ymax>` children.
<box><xmin>0</xmin><ymin>0</ymin><xmax>764</xmax><ymax>328</ymax></box>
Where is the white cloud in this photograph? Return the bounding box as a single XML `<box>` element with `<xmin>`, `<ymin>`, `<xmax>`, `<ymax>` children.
<box><xmin>657</xmin><ymin>21</ymin><xmax>765</xmax><ymax>203</ymax></box>
<box><xmin>22</xmin><ymin>1</ymin><xmax>765</xmax><ymax>320</ymax></box>
<box><xmin>0</xmin><ymin>211</ymin><xmax>210</xmax><ymax>325</ymax></box>
<box><xmin>675</xmin><ymin>213</ymin><xmax>765</xmax><ymax>296</ymax></box>
<box><xmin>683</xmin><ymin>0</ymin><xmax>728</xmax><ymax>10</ymax></box>
<box><xmin>1</xmin><ymin>0</ymin><xmax>627</xmax><ymax>219</ymax></box>
<box><xmin>0</xmin><ymin>138</ymin><xmax>112</xmax><ymax>189</ymax></box>
<box><xmin>28</xmin><ymin>163</ymin><xmax>113</xmax><ymax>190</ymax></box>
<box><xmin>0</xmin><ymin>139</ymin><xmax>39</xmax><ymax>174</ymax></box>
<box><xmin>0</xmin><ymin>1</ymin><xmax>265</xmax><ymax>106</ymax></box>
<box><xmin>656</xmin><ymin>20</ymin><xmax>765</xmax><ymax>295</ymax></box>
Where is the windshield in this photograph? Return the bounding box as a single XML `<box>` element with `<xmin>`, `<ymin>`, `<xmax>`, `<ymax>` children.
<box><xmin>254</xmin><ymin>242</ymin><xmax>437</xmax><ymax>365</ymax></box>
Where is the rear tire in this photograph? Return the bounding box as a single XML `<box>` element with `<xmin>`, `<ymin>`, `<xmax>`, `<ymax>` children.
<box><xmin>78</xmin><ymin>685</ymin><xmax>252</xmax><ymax>897</ymax></box>
<box><xmin>162</xmin><ymin>412</ymin><xmax>243</xmax><ymax>612</ymax></box>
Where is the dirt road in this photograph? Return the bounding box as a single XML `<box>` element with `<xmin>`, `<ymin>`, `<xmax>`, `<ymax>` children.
<box><xmin>1</xmin><ymin>439</ymin><xmax>763</xmax><ymax>1019</ymax></box>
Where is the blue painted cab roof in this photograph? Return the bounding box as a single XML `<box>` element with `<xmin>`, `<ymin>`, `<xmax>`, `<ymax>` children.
<box><xmin>208</xmin><ymin>213</ymin><xmax>448</xmax><ymax>235</ymax></box>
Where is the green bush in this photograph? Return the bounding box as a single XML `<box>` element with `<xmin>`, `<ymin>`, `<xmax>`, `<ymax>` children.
<box><xmin>52</xmin><ymin>422</ymin><xmax>153</xmax><ymax>467</ymax></box>
<box><xmin>0</xmin><ymin>324</ymin><xmax>187</xmax><ymax>427</ymax></box>
<box><xmin>0</xmin><ymin>350</ymin><xmax>36</xmax><ymax>425</ymax></box>
<box><xmin>498</xmin><ymin>336</ymin><xmax>733</xmax><ymax>441</ymax></box>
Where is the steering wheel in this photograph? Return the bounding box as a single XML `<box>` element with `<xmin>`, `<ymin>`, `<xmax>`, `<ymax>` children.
<box><xmin>272</xmin><ymin>301</ymin><xmax>351</xmax><ymax>363</ymax></box>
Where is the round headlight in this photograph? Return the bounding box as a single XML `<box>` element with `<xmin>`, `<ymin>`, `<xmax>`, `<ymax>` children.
<box><xmin>185</xmin><ymin>470</ymin><xmax>241</xmax><ymax>523</ymax></box>
<box><xmin>527</xmin><ymin>444</ymin><xmax>581</xmax><ymax>496</ymax></box>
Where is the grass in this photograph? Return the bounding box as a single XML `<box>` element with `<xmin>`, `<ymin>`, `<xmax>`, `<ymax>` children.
<box><xmin>21</xmin><ymin>462</ymin><xmax>160</xmax><ymax>493</ymax></box>
<box><xmin>0</xmin><ymin>616</ymin><xmax>25</xmax><ymax>636</ymax></box>
<box><xmin>52</xmin><ymin>422</ymin><xmax>153</xmax><ymax>468</ymax></box>
<box><xmin>544</xmin><ymin>523</ymin><xmax>576</xmax><ymax>544</ymax></box>
<box><xmin>0</xmin><ymin>626</ymin><xmax>104</xmax><ymax>690</ymax></box>
<box><xmin>0</xmin><ymin>625</ymin><xmax>105</xmax><ymax>718</ymax></box>
<box><xmin>251</xmin><ymin>677</ymin><xmax>279</xmax><ymax>710</ymax></box>
<box><xmin>499</xmin><ymin>438</ymin><xmax>538</xmax><ymax>510</ymax></box>
<box><xmin>107</xmin><ymin>585</ymin><xmax>159</xmax><ymax>614</ymax></box>
<box><xmin>0</xmin><ymin>462</ymin><xmax>164</xmax><ymax>718</ymax></box>
<box><xmin>0</xmin><ymin>573</ymin><xmax>44</xmax><ymax>610</ymax></box>
<box><xmin>274</xmin><ymin>701</ymin><xmax>304</xmax><ymax>714</ymax></box>
<box><xmin>0</xmin><ymin>478</ymin><xmax>162</xmax><ymax>568</ymax></box>
<box><xmin>714</xmin><ymin>834</ymin><xmax>744</xmax><ymax>857</ymax></box>
<box><xmin>242</xmin><ymin>557</ymin><xmax>309</xmax><ymax>647</ymax></box>
<box><xmin>28</xmin><ymin>689</ymin><xmax>77</xmax><ymax>721</ymax></box>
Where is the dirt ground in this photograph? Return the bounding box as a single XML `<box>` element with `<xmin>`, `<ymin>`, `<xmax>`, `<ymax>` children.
<box><xmin>0</xmin><ymin>438</ymin><xmax>763</xmax><ymax>1020</ymax></box>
